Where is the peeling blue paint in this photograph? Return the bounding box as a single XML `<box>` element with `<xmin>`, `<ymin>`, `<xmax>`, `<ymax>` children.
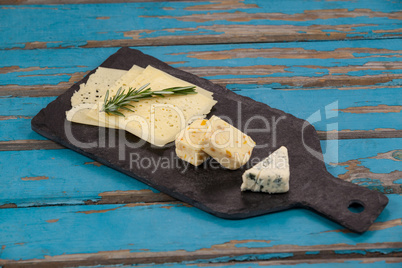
<box><xmin>139</xmin><ymin>28</ymin><xmax>222</xmax><ymax>39</ymax></box>
<box><xmin>351</xmin><ymin>178</ymin><xmax>383</xmax><ymax>187</ymax></box>
<box><xmin>335</xmin><ymin>249</ymin><xmax>367</xmax><ymax>255</ymax></box>
<box><xmin>1</xmin><ymin>39</ymin><xmax>402</xmax><ymax>88</ymax></box>
<box><xmin>1</xmin><ymin>0</ymin><xmax>401</xmax><ymax>266</ymax></box>
<box><xmin>235</xmin><ymin>86</ymin><xmax>402</xmax><ymax>132</ymax></box>
<box><xmin>344</xmin><ymin>69</ymin><xmax>402</xmax><ymax>77</ymax></box>
<box><xmin>360</xmin><ymin>158</ymin><xmax>402</xmax><ymax>173</ymax></box>
<box><xmin>0</xmin><ymin>118</ymin><xmax>46</xmax><ymax>141</ymax></box>
<box><xmin>377</xmin><ymin>78</ymin><xmax>402</xmax><ymax>87</ymax></box>
<box><xmin>323</xmin><ymin>138</ymin><xmax>402</xmax><ymax>179</ymax></box>
<box><xmin>1</xmin><ymin>1</ymin><xmax>401</xmax><ymax>50</ymax></box>
<box><xmin>0</xmin><ymin>194</ymin><xmax>401</xmax><ymax>261</ymax></box>
<box><xmin>146</xmin><ymin>261</ymin><xmax>402</xmax><ymax>267</ymax></box>
<box><xmin>366</xmin><ymin>247</ymin><xmax>402</xmax><ymax>254</ymax></box>
<box><xmin>234</xmin><ymin>241</ymin><xmax>272</xmax><ymax>248</ymax></box>
<box><xmin>329</xmin><ymin>138</ymin><xmax>402</xmax><ymax>162</ymax></box>
<box><xmin>392</xmin><ymin>150</ymin><xmax>402</xmax><ymax>160</ymax></box>
<box><xmin>0</xmin><ymin>149</ymin><xmax>156</xmax><ymax>207</ymax></box>
<box><xmin>183</xmin><ymin>252</ymin><xmax>294</xmax><ymax>264</ymax></box>
<box><xmin>0</xmin><ymin>97</ymin><xmax>56</xmax><ymax>116</ymax></box>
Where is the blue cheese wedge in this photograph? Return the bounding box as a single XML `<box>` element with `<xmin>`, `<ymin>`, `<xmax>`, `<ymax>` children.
<box><xmin>201</xmin><ymin>116</ymin><xmax>256</xmax><ymax>170</ymax></box>
<box><xmin>175</xmin><ymin>119</ymin><xmax>210</xmax><ymax>166</ymax></box>
<box><xmin>241</xmin><ymin>146</ymin><xmax>290</xmax><ymax>193</ymax></box>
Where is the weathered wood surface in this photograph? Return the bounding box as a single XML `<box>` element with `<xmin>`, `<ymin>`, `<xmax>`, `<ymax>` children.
<box><xmin>1</xmin><ymin>0</ymin><xmax>401</xmax><ymax>49</ymax></box>
<box><xmin>1</xmin><ymin>0</ymin><xmax>401</xmax><ymax>267</ymax></box>
<box><xmin>1</xmin><ymin>40</ymin><xmax>401</xmax><ymax>141</ymax></box>
<box><xmin>0</xmin><ymin>138</ymin><xmax>401</xmax><ymax>208</ymax></box>
<box><xmin>2</xmin><ymin>40</ymin><xmax>402</xmax><ymax>94</ymax></box>
<box><xmin>0</xmin><ymin>194</ymin><xmax>401</xmax><ymax>267</ymax></box>
<box><xmin>73</xmin><ymin>259</ymin><xmax>402</xmax><ymax>268</ymax></box>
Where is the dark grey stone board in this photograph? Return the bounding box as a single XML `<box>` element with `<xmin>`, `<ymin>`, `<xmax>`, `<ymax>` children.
<box><xmin>31</xmin><ymin>47</ymin><xmax>388</xmax><ymax>233</ymax></box>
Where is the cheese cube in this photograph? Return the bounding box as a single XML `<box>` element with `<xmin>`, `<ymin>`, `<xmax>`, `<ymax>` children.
<box><xmin>201</xmin><ymin>115</ymin><xmax>256</xmax><ymax>170</ymax></box>
<box><xmin>241</xmin><ymin>146</ymin><xmax>290</xmax><ymax>193</ymax></box>
<box><xmin>175</xmin><ymin>119</ymin><xmax>210</xmax><ymax>166</ymax></box>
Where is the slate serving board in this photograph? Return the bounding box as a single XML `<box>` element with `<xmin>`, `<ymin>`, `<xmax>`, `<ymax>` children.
<box><xmin>32</xmin><ymin>47</ymin><xmax>388</xmax><ymax>233</ymax></box>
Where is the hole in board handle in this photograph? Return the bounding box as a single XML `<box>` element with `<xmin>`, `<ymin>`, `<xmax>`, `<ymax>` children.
<box><xmin>348</xmin><ymin>201</ymin><xmax>365</xmax><ymax>214</ymax></box>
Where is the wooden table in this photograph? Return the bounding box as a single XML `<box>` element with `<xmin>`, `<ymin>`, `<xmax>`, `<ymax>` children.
<box><xmin>0</xmin><ymin>0</ymin><xmax>401</xmax><ymax>267</ymax></box>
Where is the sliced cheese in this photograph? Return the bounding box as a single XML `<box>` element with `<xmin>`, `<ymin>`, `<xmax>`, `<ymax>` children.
<box><xmin>71</xmin><ymin>67</ymin><xmax>128</xmax><ymax>107</ymax></box>
<box><xmin>200</xmin><ymin>115</ymin><xmax>256</xmax><ymax>170</ymax></box>
<box><xmin>241</xmin><ymin>146</ymin><xmax>290</xmax><ymax>193</ymax></box>
<box><xmin>175</xmin><ymin>119</ymin><xmax>210</xmax><ymax>166</ymax></box>
<box><xmin>66</xmin><ymin>103</ymin><xmax>110</xmax><ymax>127</ymax></box>
<box><xmin>66</xmin><ymin>65</ymin><xmax>144</xmax><ymax>128</ymax></box>
<box><xmin>129</xmin><ymin>65</ymin><xmax>214</xmax><ymax>99</ymax></box>
<box><xmin>86</xmin><ymin>65</ymin><xmax>217</xmax><ymax>147</ymax></box>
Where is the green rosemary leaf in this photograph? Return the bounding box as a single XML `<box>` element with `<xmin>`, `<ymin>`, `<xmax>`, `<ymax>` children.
<box><xmin>100</xmin><ymin>84</ymin><xmax>197</xmax><ymax>116</ymax></box>
<box><xmin>120</xmin><ymin>106</ymin><xmax>134</xmax><ymax>112</ymax></box>
<box><xmin>153</xmin><ymin>91</ymin><xmax>174</xmax><ymax>94</ymax></box>
<box><xmin>108</xmin><ymin>110</ymin><xmax>125</xmax><ymax>117</ymax></box>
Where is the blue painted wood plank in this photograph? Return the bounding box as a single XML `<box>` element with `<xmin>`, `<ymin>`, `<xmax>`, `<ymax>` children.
<box><xmin>78</xmin><ymin>260</ymin><xmax>402</xmax><ymax>268</ymax></box>
<box><xmin>0</xmin><ymin>48</ymin><xmax>118</xmax><ymax>86</ymax></box>
<box><xmin>0</xmin><ymin>149</ymin><xmax>155</xmax><ymax>207</ymax></box>
<box><xmin>234</xmin><ymin>86</ymin><xmax>402</xmax><ymax>132</ymax></box>
<box><xmin>0</xmin><ymin>194</ymin><xmax>400</xmax><ymax>262</ymax></box>
<box><xmin>0</xmin><ymin>138</ymin><xmax>400</xmax><ymax>207</ymax></box>
<box><xmin>0</xmin><ymin>96</ymin><xmax>56</xmax><ymax>116</ymax></box>
<box><xmin>0</xmin><ymin>0</ymin><xmax>401</xmax><ymax>49</ymax></box>
<box><xmin>1</xmin><ymin>39</ymin><xmax>401</xmax><ymax>89</ymax></box>
<box><xmin>323</xmin><ymin>139</ymin><xmax>402</xmax><ymax>193</ymax></box>
<box><xmin>0</xmin><ymin>118</ymin><xmax>45</xmax><ymax>141</ymax></box>
<box><xmin>0</xmin><ymin>96</ymin><xmax>56</xmax><ymax>141</ymax></box>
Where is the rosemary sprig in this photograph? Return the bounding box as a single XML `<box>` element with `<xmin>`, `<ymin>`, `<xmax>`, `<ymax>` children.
<box><xmin>101</xmin><ymin>83</ymin><xmax>197</xmax><ymax>117</ymax></box>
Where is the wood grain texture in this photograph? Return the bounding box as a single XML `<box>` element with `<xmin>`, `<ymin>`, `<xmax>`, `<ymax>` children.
<box><xmin>0</xmin><ymin>138</ymin><xmax>400</xmax><ymax>208</ymax></box>
<box><xmin>1</xmin><ymin>250</ymin><xmax>401</xmax><ymax>267</ymax></box>
<box><xmin>1</xmin><ymin>40</ymin><xmax>401</xmax><ymax>93</ymax></box>
<box><xmin>0</xmin><ymin>1</ymin><xmax>401</xmax><ymax>266</ymax></box>
<box><xmin>2</xmin><ymin>0</ymin><xmax>193</xmax><ymax>4</ymax></box>
<box><xmin>2</xmin><ymin>83</ymin><xmax>401</xmax><ymax>142</ymax></box>
<box><xmin>0</xmin><ymin>42</ymin><xmax>401</xmax><ymax>142</ymax></box>
<box><xmin>0</xmin><ymin>0</ymin><xmax>401</xmax><ymax>50</ymax></box>
<box><xmin>0</xmin><ymin>140</ymin><xmax>64</xmax><ymax>151</ymax></box>
<box><xmin>0</xmin><ymin>195</ymin><xmax>401</xmax><ymax>266</ymax></box>
<box><xmin>76</xmin><ymin>258</ymin><xmax>402</xmax><ymax>268</ymax></box>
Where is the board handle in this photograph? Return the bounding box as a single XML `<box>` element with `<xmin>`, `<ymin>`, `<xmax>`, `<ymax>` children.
<box><xmin>299</xmin><ymin>172</ymin><xmax>389</xmax><ymax>233</ymax></box>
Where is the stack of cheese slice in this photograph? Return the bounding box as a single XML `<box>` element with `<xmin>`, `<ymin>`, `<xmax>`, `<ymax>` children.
<box><xmin>175</xmin><ymin>116</ymin><xmax>256</xmax><ymax>170</ymax></box>
<box><xmin>66</xmin><ymin>65</ymin><xmax>217</xmax><ymax>147</ymax></box>
<box><xmin>241</xmin><ymin>146</ymin><xmax>290</xmax><ymax>193</ymax></box>
<box><xmin>67</xmin><ymin>65</ymin><xmax>143</xmax><ymax>127</ymax></box>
